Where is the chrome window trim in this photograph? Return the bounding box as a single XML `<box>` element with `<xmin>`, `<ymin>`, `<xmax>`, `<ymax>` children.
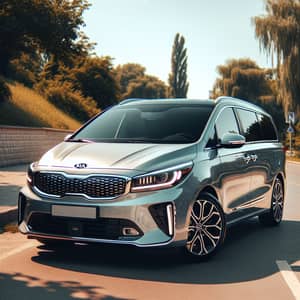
<box><xmin>203</xmin><ymin>104</ymin><xmax>279</xmax><ymax>150</ymax></box>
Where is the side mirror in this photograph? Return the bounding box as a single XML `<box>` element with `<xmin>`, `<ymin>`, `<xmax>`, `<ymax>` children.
<box><xmin>220</xmin><ymin>133</ymin><xmax>245</xmax><ymax>148</ymax></box>
<box><xmin>64</xmin><ymin>134</ymin><xmax>72</xmax><ymax>141</ymax></box>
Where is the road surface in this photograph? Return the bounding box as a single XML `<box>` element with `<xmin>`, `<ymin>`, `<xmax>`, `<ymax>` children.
<box><xmin>0</xmin><ymin>162</ymin><xmax>300</xmax><ymax>300</ymax></box>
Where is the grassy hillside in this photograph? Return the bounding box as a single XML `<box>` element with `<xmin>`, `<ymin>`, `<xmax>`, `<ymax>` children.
<box><xmin>0</xmin><ymin>82</ymin><xmax>81</xmax><ymax>130</ymax></box>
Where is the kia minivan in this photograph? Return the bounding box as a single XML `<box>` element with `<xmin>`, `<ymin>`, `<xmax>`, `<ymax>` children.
<box><xmin>18</xmin><ymin>97</ymin><xmax>285</xmax><ymax>259</ymax></box>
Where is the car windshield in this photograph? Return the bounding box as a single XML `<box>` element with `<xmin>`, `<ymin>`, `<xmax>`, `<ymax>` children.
<box><xmin>70</xmin><ymin>103</ymin><xmax>213</xmax><ymax>144</ymax></box>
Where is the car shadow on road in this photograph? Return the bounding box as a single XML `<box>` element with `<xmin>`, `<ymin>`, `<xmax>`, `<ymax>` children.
<box><xmin>0</xmin><ymin>272</ymin><xmax>131</xmax><ymax>300</ymax></box>
<box><xmin>32</xmin><ymin>219</ymin><xmax>300</xmax><ymax>284</ymax></box>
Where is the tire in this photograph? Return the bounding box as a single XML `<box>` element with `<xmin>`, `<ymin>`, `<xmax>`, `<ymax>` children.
<box><xmin>184</xmin><ymin>193</ymin><xmax>226</xmax><ymax>260</ymax></box>
<box><xmin>259</xmin><ymin>178</ymin><xmax>284</xmax><ymax>226</ymax></box>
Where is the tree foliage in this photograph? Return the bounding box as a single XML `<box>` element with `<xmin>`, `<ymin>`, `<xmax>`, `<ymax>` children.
<box><xmin>123</xmin><ymin>75</ymin><xmax>167</xmax><ymax>99</ymax></box>
<box><xmin>0</xmin><ymin>77</ymin><xmax>11</xmax><ymax>103</ymax></box>
<box><xmin>116</xmin><ymin>63</ymin><xmax>168</xmax><ymax>100</ymax></box>
<box><xmin>0</xmin><ymin>0</ymin><xmax>92</xmax><ymax>76</ymax></box>
<box><xmin>8</xmin><ymin>51</ymin><xmax>43</xmax><ymax>87</ymax></box>
<box><xmin>70</xmin><ymin>56</ymin><xmax>119</xmax><ymax>109</ymax></box>
<box><xmin>212</xmin><ymin>58</ymin><xmax>285</xmax><ymax>134</ymax></box>
<box><xmin>115</xmin><ymin>63</ymin><xmax>146</xmax><ymax>95</ymax></box>
<box><xmin>37</xmin><ymin>56</ymin><xmax>119</xmax><ymax>111</ymax></box>
<box><xmin>45</xmin><ymin>82</ymin><xmax>99</xmax><ymax>122</ymax></box>
<box><xmin>254</xmin><ymin>0</ymin><xmax>300</xmax><ymax>114</ymax></box>
<box><xmin>168</xmin><ymin>33</ymin><xmax>189</xmax><ymax>98</ymax></box>
<box><xmin>212</xmin><ymin>58</ymin><xmax>273</xmax><ymax>100</ymax></box>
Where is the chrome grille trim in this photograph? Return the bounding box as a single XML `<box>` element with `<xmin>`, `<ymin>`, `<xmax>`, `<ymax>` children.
<box><xmin>33</xmin><ymin>171</ymin><xmax>131</xmax><ymax>200</ymax></box>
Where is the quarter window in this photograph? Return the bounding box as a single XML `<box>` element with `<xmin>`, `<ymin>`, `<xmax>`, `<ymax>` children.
<box><xmin>236</xmin><ymin>109</ymin><xmax>261</xmax><ymax>142</ymax></box>
<box><xmin>206</xmin><ymin>127</ymin><xmax>218</xmax><ymax>148</ymax></box>
<box><xmin>257</xmin><ymin>113</ymin><xmax>277</xmax><ymax>141</ymax></box>
<box><xmin>215</xmin><ymin>108</ymin><xmax>240</xmax><ymax>143</ymax></box>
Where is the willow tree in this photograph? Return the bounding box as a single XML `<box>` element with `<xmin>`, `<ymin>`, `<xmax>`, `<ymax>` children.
<box><xmin>212</xmin><ymin>58</ymin><xmax>273</xmax><ymax>100</ymax></box>
<box><xmin>254</xmin><ymin>0</ymin><xmax>300</xmax><ymax>114</ymax></box>
<box><xmin>168</xmin><ymin>33</ymin><xmax>189</xmax><ymax>98</ymax></box>
<box><xmin>212</xmin><ymin>58</ymin><xmax>285</xmax><ymax>133</ymax></box>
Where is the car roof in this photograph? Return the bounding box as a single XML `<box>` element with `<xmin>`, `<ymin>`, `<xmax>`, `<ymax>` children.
<box><xmin>118</xmin><ymin>97</ymin><xmax>268</xmax><ymax>115</ymax></box>
<box><xmin>119</xmin><ymin>98</ymin><xmax>215</xmax><ymax>106</ymax></box>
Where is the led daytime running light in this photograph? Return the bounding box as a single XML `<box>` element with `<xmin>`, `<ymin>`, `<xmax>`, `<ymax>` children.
<box><xmin>131</xmin><ymin>171</ymin><xmax>181</xmax><ymax>192</ymax></box>
<box><xmin>131</xmin><ymin>162</ymin><xmax>193</xmax><ymax>192</ymax></box>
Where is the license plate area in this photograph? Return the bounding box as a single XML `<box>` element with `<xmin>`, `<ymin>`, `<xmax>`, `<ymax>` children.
<box><xmin>51</xmin><ymin>205</ymin><xmax>97</xmax><ymax>219</ymax></box>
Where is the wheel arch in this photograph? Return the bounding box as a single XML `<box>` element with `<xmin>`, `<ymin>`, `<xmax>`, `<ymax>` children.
<box><xmin>197</xmin><ymin>185</ymin><xmax>220</xmax><ymax>203</ymax></box>
<box><xmin>184</xmin><ymin>185</ymin><xmax>222</xmax><ymax>233</ymax></box>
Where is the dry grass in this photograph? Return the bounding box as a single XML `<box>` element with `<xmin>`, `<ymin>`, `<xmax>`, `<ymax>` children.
<box><xmin>3</xmin><ymin>222</ymin><xmax>18</xmax><ymax>233</ymax></box>
<box><xmin>0</xmin><ymin>82</ymin><xmax>81</xmax><ymax>130</ymax></box>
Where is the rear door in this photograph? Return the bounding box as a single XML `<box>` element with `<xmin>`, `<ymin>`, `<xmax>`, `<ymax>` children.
<box><xmin>214</xmin><ymin>107</ymin><xmax>252</xmax><ymax>217</ymax></box>
<box><xmin>235</xmin><ymin>109</ymin><xmax>277</xmax><ymax>212</ymax></box>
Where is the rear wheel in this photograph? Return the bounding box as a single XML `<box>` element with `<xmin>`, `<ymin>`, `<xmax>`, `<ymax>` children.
<box><xmin>185</xmin><ymin>193</ymin><xmax>226</xmax><ymax>260</ymax></box>
<box><xmin>259</xmin><ymin>178</ymin><xmax>284</xmax><ymax>226</ymax></box>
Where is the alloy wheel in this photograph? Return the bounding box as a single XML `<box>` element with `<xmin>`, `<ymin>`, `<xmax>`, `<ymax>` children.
<box><xmin>272</xmin><ymin>179</ymin><xmax>284</xmax><ymax>223</ymax></box>
<box><xmin>186</xmin><ymin>199</ymin><xmax>224</xmax><ymax>257</ymax></box>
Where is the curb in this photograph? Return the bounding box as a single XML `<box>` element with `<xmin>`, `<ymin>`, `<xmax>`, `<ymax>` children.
<box><xmin>0</xmin><ymin>207</ymin><xmax>17</xmax><ymax>226</ymax></box>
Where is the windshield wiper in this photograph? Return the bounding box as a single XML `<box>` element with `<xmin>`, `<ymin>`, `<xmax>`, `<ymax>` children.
<box><xmin>67</xmin><ymin>138</ymin><xmax>94</xmax><ymax>143</ymax></box>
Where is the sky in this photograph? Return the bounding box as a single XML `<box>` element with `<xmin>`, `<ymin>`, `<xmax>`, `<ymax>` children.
<box><xmin>83</xmin><ymin>0</ymin><xmax>270</xmax><ymax>99</ymax></box>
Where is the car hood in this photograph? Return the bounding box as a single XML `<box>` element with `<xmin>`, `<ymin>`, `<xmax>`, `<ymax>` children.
<box><xmin>38</xmin><ymin>141</ymin><xmax>197</xmax><ymax>174</ymax></box>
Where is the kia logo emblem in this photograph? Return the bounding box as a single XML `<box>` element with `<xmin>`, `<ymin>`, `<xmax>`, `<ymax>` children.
<box><xmin>74</xmin><ymin>163</ymin><xmax>87</xmax><ymax>169</ymax></box>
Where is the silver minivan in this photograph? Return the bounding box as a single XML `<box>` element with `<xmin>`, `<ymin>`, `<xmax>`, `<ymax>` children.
<box><xmin>18</xmin><ymin>97</ymin><xmax>285</xmax><ymax>259</ymax></box>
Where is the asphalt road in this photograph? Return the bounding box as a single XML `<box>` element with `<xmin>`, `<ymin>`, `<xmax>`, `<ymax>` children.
<box><xmin>0</xmin><ymin>162</ymin><xmax>300</xmax><ymax>300</ymax></box>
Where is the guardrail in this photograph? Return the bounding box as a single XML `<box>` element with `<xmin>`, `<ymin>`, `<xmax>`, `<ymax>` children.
<box><xmin>0</xmin><ymin>126</ymin><xmax>72</xmax><ymax>167</ymax></box>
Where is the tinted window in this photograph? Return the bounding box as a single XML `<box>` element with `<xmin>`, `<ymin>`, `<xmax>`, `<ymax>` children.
<box><xmin>206</xmin><ymin>127</ymin><xmax>218</xmax><ymax>148</ymax></box>
<box><xmin>236</xmin><ymin>109</ymin><xmax>261</xmax><ymax>142</ymax></box>
<box><xmin>215</xmin><ymin>108</ymin><xmax>239</xmax><ymax>142</ymax></box>
<box><xmin>257</xmin><ymin>113</ymin><xmax>277</xmax><ymax>140</ymax></box>
<box><xmin>72</xmin><ymin>104</ymin><xmax>213</xmax><ymax>144</ymax></box>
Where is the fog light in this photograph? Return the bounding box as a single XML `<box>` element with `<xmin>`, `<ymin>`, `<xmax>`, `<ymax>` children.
<box><xmin>122</xmin><ymin>227</ymin><xmax>140</xmax><ymax>236</ymax></box>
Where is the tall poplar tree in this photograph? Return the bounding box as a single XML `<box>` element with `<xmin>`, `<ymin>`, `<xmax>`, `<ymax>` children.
<box><xmin>168</xmin><ymin>33</ymin><xmax>189</xmax><ymax>98</ymax></box>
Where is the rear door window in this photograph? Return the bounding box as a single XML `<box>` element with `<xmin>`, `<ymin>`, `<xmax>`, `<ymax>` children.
<box><xmin>236</xmin><ymin>109</ymin><xmax>261</xmax><ymax>142</ymax></box>
<box><xmin>256</xmin><ymin>113</ymin><xmax>278</xmax><ymax>141</ymax></box>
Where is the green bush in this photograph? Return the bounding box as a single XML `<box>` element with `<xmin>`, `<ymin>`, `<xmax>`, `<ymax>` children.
<box><xmin>0</xmin><ymin>77</ymin><xmax>11</xmax><ymax>102</ymax></box>
<box><xmin>45</xmin><ymin>84</ymin><xmax>99</xmax><ymax>122</ymax></box>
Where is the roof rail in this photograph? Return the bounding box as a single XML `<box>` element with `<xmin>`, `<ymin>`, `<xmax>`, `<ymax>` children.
<box><xmin>215</xmin><ymin>96</ymin><xmax>267</xmax><ymax>114</ymax></box>
<box><xmin>215</xmin><ymin>96</ymin><xmax>236</xmax><ymax>103</ymax></box>
<box><xmin>119</xmin><ymin>98</ymin><xmax>176</xmax><ymax>105</ymax></box>
<box><xmin>119</xmin><ymin>98</ymin><xmax>143</xmax><ymax>105</ymax></box>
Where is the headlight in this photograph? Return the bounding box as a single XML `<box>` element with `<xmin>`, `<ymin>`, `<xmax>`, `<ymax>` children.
<box><xmin>131</xmin><ymin>162</ymin><xmax>193</xmax><ymax>192</ymax></box>
<box><xmin>27</xmin><ymin>162</ymin><xmax>37</xmax><ymax>186</ymax></box>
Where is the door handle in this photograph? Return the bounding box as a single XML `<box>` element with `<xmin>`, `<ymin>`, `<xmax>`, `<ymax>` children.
<box><xmin>250</xmin><ymin>154</ymin><xmax>258</xmax><ymax>162</ymax></box>
<box><xmin>243</xmin><ymin>154</ymin><xmax>251</xmax><ymax>164</ymax></box>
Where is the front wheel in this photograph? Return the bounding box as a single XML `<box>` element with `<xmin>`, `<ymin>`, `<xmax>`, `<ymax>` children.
<box><xmin>185</xmin><ymin>193</ymin><xmax>226</xmax><ymax>260</ymax></box>
<box><xmin>259</xmin><ymin>178</ymin><xmax>284</xmax><ymax>226</ymax></box>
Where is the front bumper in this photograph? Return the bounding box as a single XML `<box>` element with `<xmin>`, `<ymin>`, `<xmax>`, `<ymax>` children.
<box><xmin>18</xmin><ymin>184</ymin><xmax>193</xmax><ymax>247</ymax></box>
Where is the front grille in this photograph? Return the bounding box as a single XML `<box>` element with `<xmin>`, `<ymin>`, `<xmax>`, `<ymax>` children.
<box><xmin>33</xmin><ymin>172</ymin><xmax>127</xmax><ymax>198</ymax></box>
<box><xmin>28</xmin><ymin>213</ymin><xmax>143</xmax><ymax>240</ymax></box>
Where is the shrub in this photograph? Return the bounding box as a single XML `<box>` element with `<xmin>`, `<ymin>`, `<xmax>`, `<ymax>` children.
<box><xmin>0</xmin><ymin>77</ymin><xmax>11</xmax><ymax>102</ymax></box>
<box><xmin>45</xmin><ymin>84</ymin><xmax>99</xmax><ymax>122</ymax></box>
